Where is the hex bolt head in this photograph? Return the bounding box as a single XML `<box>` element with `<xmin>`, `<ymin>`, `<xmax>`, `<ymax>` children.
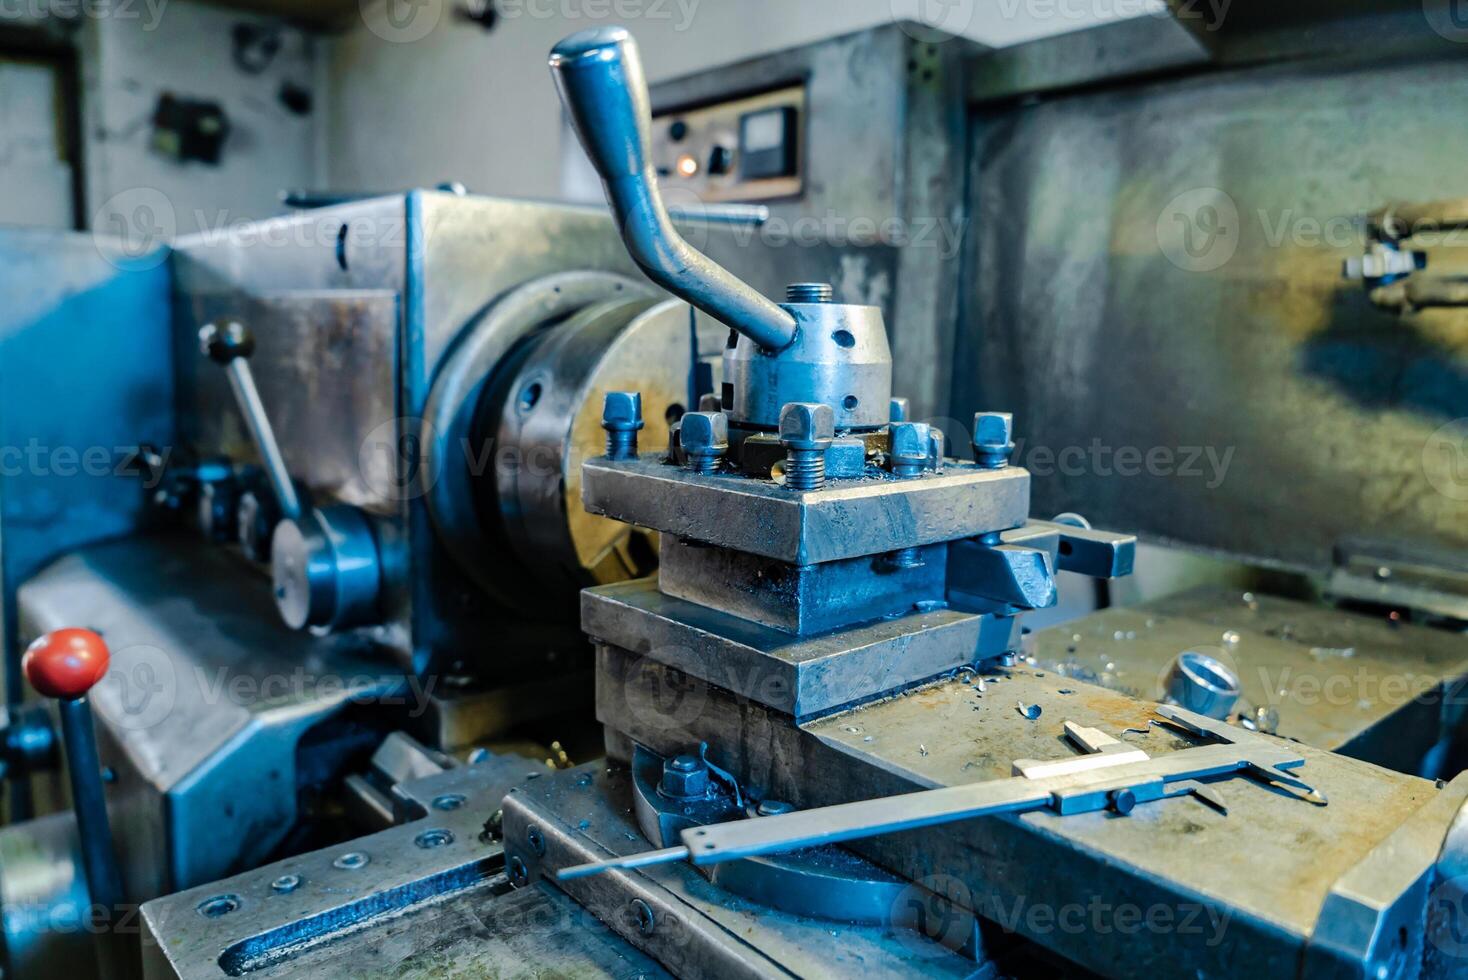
<box><xmin>602</xmin><ymin>391</ymin><xmax>644</xmax><ymax>430</ymax></box>
<box><xmin>779</xmin><ymin>402</ymin><xmax>835</xmax><ymax>491</ymax></box>
<box><xmin>888</xmin><ymin>422</ymin><xmax>932</xmax><ymax>478</ymax></box>
<box><xmin>660</xmin><ymin>753</ymin><xmax>710</xmax><ymax>799</ymax></box>
<box><xmin>972</xmin><ymin>411</ymin><xmax>1015</xmax><ymax>469</ymax></box>
<box><xmin>602</xmin><ymin>391</ymin><xmax>645</xmax><ymax>459</ymax></box>
<box><xmin>778</xmin><ymin>402</ymin><xmax>836</xmax><ymax>450</ymax></box>
<box><xmin>679</xmin><ymin>411</ymin><xmax>729</xmax><ymax>474</ymax></box>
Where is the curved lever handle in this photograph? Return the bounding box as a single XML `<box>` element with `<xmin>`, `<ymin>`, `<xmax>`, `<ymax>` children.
<box><xmin>549</xmin><ymin>27</ymin><xmax>797</xmax><ymax>352</ymax></box>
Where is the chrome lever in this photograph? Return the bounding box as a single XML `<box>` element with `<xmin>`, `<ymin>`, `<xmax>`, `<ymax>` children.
<box><xmin>199</xmin><ymin>321</ymin><xmax>302</xmax><ymax>522</ymax></box>
<box><xmin>548</xmin><ymin>26</ymin><xmax>797</xmax><ymax>352</ymax></box>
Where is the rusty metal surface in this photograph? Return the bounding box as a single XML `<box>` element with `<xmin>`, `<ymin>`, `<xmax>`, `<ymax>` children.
<box><xmin>957</xmin><ymin>53</ymin><xmax>1468</xmax><ymax>573</ymax></box>
<box><xmin>1029</xmin><ymin>586</ymin><xmax>1468</xmax><ymax>773</ymax></box>
<box><xmin>1305</xmin><ymin>771</ymin><xmax>1468</xmax><ymax>977</ymax></box>
<box><xmin>584</xmin><ymin>582</ymin><xmax>1011</xmax><ymax>718</ymax></box>
<box><xmin>597</xmin><ymin>642</ymin><xmax>1448</xmax><ymax>978</ymax></box>
<box><xmin>582</xmin><ymin>456</ymin><xmax>1030</xmax><ymax>565</ymax></box>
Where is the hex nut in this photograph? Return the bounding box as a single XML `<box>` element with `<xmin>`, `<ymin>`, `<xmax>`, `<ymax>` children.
<box><xmin>659</xmin><ymin>754</ymin><xmax>710</xmax><ymax>799</ymax></box>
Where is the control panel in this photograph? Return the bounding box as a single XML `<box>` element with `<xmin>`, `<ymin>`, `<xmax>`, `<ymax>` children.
<box><xmin>650</xmin><ymin>84</ymin><xmax>805</xmax><ymax>203</ymax></box>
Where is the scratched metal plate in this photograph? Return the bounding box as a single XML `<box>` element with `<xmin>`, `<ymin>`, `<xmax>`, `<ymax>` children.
<box><xmin>1029</xmin><ymin>584</ymin><xmax>1468</xmax><ymax>774</ymax></box>
<box><xmin>597</xmin><ymin>640</ymin><xmax>1445</xmax><ymax>978</ymax></box>
<box><xmin>958</xmin><ymin>53</ymin><xmax>1468</xmax><ymax>572</ymax></box>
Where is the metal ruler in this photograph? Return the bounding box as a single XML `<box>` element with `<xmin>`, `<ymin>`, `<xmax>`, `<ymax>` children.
<box><xmin>558</xmin><ymin>705</ymin><xmax>1326</xmax><ymax>880</ymax></box>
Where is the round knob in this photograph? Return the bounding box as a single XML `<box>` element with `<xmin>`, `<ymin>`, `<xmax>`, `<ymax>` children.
<box><xmin>22</xmin><ymin>629</ymin><xmax>110</xmax><ymax>700</ymax></box>
<box><xmin>199</xmin><ymin>321</ymin><xmax>255</xmax><ymax>364</ymax></box>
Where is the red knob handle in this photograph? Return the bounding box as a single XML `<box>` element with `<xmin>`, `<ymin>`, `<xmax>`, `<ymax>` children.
<box><xmin>23</xmin><ymin>629</ymin><xmax>110</xmax><ymax>700</ymax></box>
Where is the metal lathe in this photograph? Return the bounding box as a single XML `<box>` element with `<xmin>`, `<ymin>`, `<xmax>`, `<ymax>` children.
<box><xmin>2</xmin><ymin>9</ymin><xmax>1468</xmax><ymax>979</ymax></box>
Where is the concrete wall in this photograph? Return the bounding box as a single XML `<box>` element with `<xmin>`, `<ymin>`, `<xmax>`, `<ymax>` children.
<box><xmin>81</xmin><ymin>0</ymin><xmax>320</xmax><ymax>239</ymax></box>
<box><xmin>1</xmin><ymin>0</ymin><xmax>322</xmax><ymax>237</ymax></box>
<box><xmin>5</xmin><ymin>0</ymin><xmax>1162</xmax><ymax>235</ymax></box>
<box><xmin>325</xmin><ymin>0</ymin><xmax>1163</xmax><ymax>200</ymax></box>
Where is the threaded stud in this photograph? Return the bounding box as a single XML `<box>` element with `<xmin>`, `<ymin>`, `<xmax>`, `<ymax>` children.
<box><xmin>785</xmin><ymin>282</ymin><xmax>833</xmax><ymax>304</ymax></box>
<box><xmin>784</xmin><ymin>452</ymin><xmax>826</xmax><ymax>490</ymax></box>
<box><xmin>602</xmin><ymin>391</ymin><xmax>644</xmax><ymax>460</ymax></box>
<box><xmin>888</xmin><ymin>546</ymin><xmax>923</xmax><ymax>569</ymax></box>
